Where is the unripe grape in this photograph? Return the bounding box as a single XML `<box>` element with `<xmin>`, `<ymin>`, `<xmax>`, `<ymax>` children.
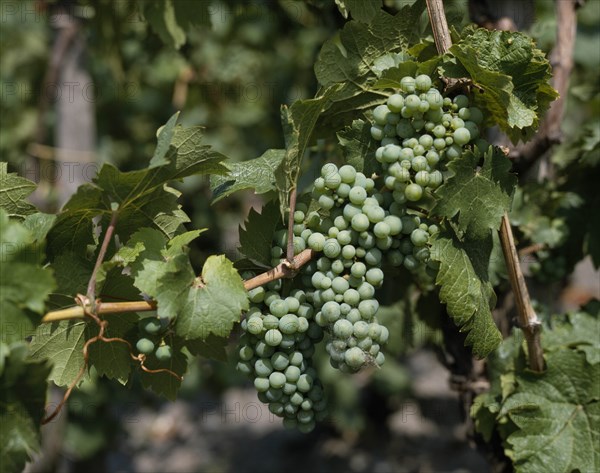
<box><xmin>373</xmin><ymin>104</ymin><xmax>391</xmax><ymax>125</ymax></box>
<box><xmin>155</xmin><ymin>345</ymin><xmax>173</xmax><ymax>361</ymax></box>
<box><xmin>415</xmin><ymin>74</ymin><xmax>433</xmax><ymax>91</ymax></box>
<box><xmin>265</xmin><ymin>329</ymin><xmax>283</xmax><ymax>346</ymax></box>
<box><xmin>400</xmin><ymin>76</ymin><xmax>416</xmax><ymax>93</ymax></box>
<box><xmin>453</xmin><ymin>127</ymin><xmax>471</xmax><ymax>145</ymax></box>
<box><xmin>344</xmin><ymin>347</ymin><xmax>367</xmax><ymax>370</ymax></box>
<box><xmin>333</xmin><ymin>319</ymin><xmax>354</xmax><ymax>339</ymax></box>
<box><xmin>136</xmin><ymin>338</ymin><xmax>155</xmax><ymax>354</ymax></box>
<box><xmin>405</xmin><ymin>183</ymin><xmax>423</xmax><ymax>201</ymax></box>
<box><xmin>387</xmin><ymin>93</ymin><xmax>404</xmax><ymax>112</ymax></box>
<box><xmin>139</xmin><ymin>318</ymin><xmax>163</xmax><ymax>335</ymax></box>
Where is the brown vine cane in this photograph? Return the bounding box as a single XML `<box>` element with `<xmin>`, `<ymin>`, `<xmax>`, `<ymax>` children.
<box><xmin>41</xmin><ymin>295</ymin><xmax>183</xmax><ymax>425</ymax></box>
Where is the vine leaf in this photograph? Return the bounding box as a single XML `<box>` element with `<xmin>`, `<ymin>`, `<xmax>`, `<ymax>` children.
<box><xmin>431</xmin><ymin>230</ymin><xmax>502</xmax><ymax>358</ymax></box>
<box><xmin>86</xmin><ymin>313</ymin><xmax>137</xmax><ymax>384</ymax></box>
<box><xmin>0</xmin><ymin>163</ymin><xmax>37</xmax><ymax>219</ymax></box>
<box><xmin>335</xmin><ymin>0</ymin><xmax>381</xmax><ymax>22</ymax></box>
<box><xmin>238</xmin><ymin>200</ymin><xmax>282</xmax><ymax>267</ymax></box>
<box><xmin>337</xmin><ymin>119</ymin><xmax>379</xmax><ymax>176</ymax></box>
<box><xmin>432</xmin><ymin>147</ymin><xmax>517</xmax><ymax>240</ymax></box>
<box><xmin>315</xmin><ymin>5</ymin><xmax>425</xmax><ymax>88</ymax></box>
<box><xmin>28</xmin><ymin>321</ymin><xmax>89</xmax><ymax>387</ymax></box>
<box><xmin>543</xmin><ymin>303</ymin><xmax>600</xmax><ymax>365</ymax></box>
<box><xmin>210</xmin><ymin>149</ymin><xmax>285</xmax><ymax>203</ymax></box>
<box><xmin>444</xmin><ymin>29</ymin><xmax>558</xmax><ymax>144</ymax></box>
<box><xmin>0</xmin><ymin>342</ymin><xmax>52</xmax><ymax>473</ymax></box>
<box><xmin>47</xmin><ymin>115</ymin><xmax>227</xmax><ymax>259</ymax></box>
<box><xmin>500</xmin><ymin>350</ymin><xmax>600</xmax><ymax>473</ymax></box>
<box><xmin>153</xmin><ymin>254</ymin><xmax>248</xmax><ymax>340</ymax></box>
<box><xmin>0</xmin><ymin>211</ymin><xmax>56</xmax><ymax>344</ymax></box>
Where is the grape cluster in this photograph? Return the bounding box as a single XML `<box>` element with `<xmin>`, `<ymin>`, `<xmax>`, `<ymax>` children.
<box><xmin>371</xmin><ymin>74</ymin><xmax>484</xmax><ymax>205</ymax></box>
<box><xmin>236</xmin><ymin>286</ymin><xmax>328</xmax><ymax>432</ymax></box>
<box><xmin>237</xmin><ymin>73</ymin><xmax>485</xmax><ymax>431</ymax></box>
<box><xmin>135</xmin><ymin>316</ymin><xmax>173</xmax><ymax>361</ymax></box>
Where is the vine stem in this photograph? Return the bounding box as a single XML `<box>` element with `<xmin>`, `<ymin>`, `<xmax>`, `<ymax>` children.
<box><xmin>41</xmin><ymin>249</ymin><xmax>316</xmax><ymax>323</ymax></box>
<box><xmin>425</xmin><ymin>0</ymin><xmax>544</xmax><ymax>371</ymax></box>
<box><xmin>86</xmin><ymin>209</ymin><xmax>119</xmax><ymax>305</ymax></box>
<box><xmin>286</xmin><ymin>187</ymin><xmax>298</xmax><ymax>263</ymax></box>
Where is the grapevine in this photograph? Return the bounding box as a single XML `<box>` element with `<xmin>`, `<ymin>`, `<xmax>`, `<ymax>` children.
<box><xmin>235</xmin><ymin>72</ymin><xmax>490</xmax><ymax>430</ymax></box>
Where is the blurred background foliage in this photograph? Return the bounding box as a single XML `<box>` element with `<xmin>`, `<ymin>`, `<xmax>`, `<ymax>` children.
<box><xmin>1</xmin><ymin>0</ymin><xmax>598</xmax><ymax>471</ymax></box>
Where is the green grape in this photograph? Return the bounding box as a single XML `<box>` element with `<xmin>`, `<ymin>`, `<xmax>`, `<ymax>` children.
<box><xmin>405</xmin><ymin>183</ymin><xmax>423</xmax><ymax>201</ymax></box>
<box><xmin>400</xmin><ymin>76</ymin><xmax>416</xmax><ymax>93</ymax></box>
<box><xmin>136</xmin><ymin>338</ymin><xmax>155</xmax><ymax>355</ymax></box>
<box><xmin>415</xmin><ymin>74</ymin><xmax>432</xmax><ymax>91</ymax></box>
<box><xmin>432</xmin><ymin>124</ymin><xmax>446</xmax><ymax>138</ymax></box>
<box><xmin>415</xmin><ymin>170</ymin><xmax>430</xmax><ymax>187</ymax></box>
<box><xmin>297</xmin><ymin>374</ymin><xmax>313</xmax><ymax>392</ymax></box>
<box><xmin>321</xmin><ymin>163</ymin><xmax>337</xmax><ymax>177</ymax></box>
<box><xmin>396</xmin><ymin>120</ymin><xmax>414</xmax><ymax>139</ymax></box>
<box><xmin>453</xmin><ymin>94</ymin><xmax>470</xmax><ymax>109</ymax></box>
<box><xmin>343</xmin><ymin>288</ymin><xmax>361</xmax><ymax>306</ymax></box>
<box><xmin>279</xmin><ymin>314</ymin><xmax>299</xmax><ymax>334</ymax></box>
<box><xmin>155</xmin><ymin>345</ymin><xmax>173</xmax><ymax>361</ymax></box>
<box><xmin>464</xmin><ymin>121</ymin><xmax>479</xmax><ymax>140</ymax></box>
<box><xmin>373</xmin><ymin>105</ymin><xmax>390</xmax><ymax>125</ymax></box>
<box><xmin>370</xmin><ymin>125</ymin><xmax>384</xmax><ymax>141</ymax></box>
<box><xmin>405</xmin><ymin>94</ymin><xmax>421</xmax><ymax>111</ymax></box>
<box><xmin>453</xmin><ymin>127</ymin><xmax>471</xmax><ymax>145</ymax></box>
<box><xmin>344</xmin><ymin>347</ymin><xmax>367</xmax><ymax>370</ymax></box>
<box><xmin>364</xmin><ymin>248</ymin><xmax>383</xmax><ymax>267</ymax></box>
<box><xmin>239</xmin><ymin>345</ymin><xmax>254</xmax><ymax>361</ymax></box>
<box><xmin>323</xmin><ymin>239</ymin><xmax>341</xmax><ymax>258</ymax></box>
<box><xmin>351</xmin><ymin>213</ymin><xmax>370</xmax><ymax>232</ymax></box>
<box><xmin>357</xmin><ymin>282</ymin><xmax>375</xmax><ymax>299</ymax></box>
<box><xmin>322</xmin><ymin>301</ymin><xmax>341</xmax><ymax>323</ymax></box>
<box><xmin>366</xmin><ymin>268</ymin><xmax>384</xmax><ymax>287</ymax></box>
<box><xmin>255</xmin><ymin>358</ymin><xmax>273</xmax><ymax>377</ymax></box>
<box><xmin>270</xmin><ymin>299</ymin><xmax>288</xmax><ymax>317</ymax></box>
<box><xmin>349</xmin><ymin>186</ymin><xmax>367</xmax><ymax>205</ymax></box>
<box><xmin>411</xmin><ymin>156</ymin><xmax>428</xmax><ymax>171</ymax></box>
<box><xmin>318</xmin><ymin>194</ymin><xmax>335</xmax><ymax>210</ymax></box>
<box><xmin>387</xmin><ymin>93</ymin><xmax>404</xmax><ymax>112</ymax></box>
<box><xmin>373</xmin><ymin>221</ymin><xmax>391</xmax><ymax>238</ymax></box>
<box><xmin>247</xmin><ymin>316</ymin><xmax>263</xmax><ymax>335</ymax></box>
<box><xmin>358</xmin><ymin>299</ymin><xmax>379</xmax><ymax>319</ymax></box>
<box><xmin>269</xmin><ymin>372</ymin><xmax>287</xmax><ymax>389</ymax></box>
<box><xmin>265</xmin><ymin>329</ymin><xmax>283</xmax><ymax>346</ymax></box>
<box><xmin>333</xmin><ymin>319</ymin><xmax>354</xmax><ymax>339</ymax></box>
<box><xmin>139</xmin><ymin>317</ymin><xmax>163</xmax><ymax>335</ymax></box>
<box><xmin>428</xmin><ymin>170</ymin><xmax>443</xmax><ymax>188</ymax></box>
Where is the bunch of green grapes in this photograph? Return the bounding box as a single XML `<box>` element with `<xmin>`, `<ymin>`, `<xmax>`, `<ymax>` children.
<box><xmin>237</xmin><ymin>73</ymin><xmax>486</xmax><ymax>431</ymax></box>
<box><xmin>135</xmin><ymin>316</ymin><xmax>173</xmax><ymax>361</ymax></box>
<box><xmin>237</xmin><ymin>283</ymin><xmax>328</xmax><ymax>432</ymax></box>
<box><xmin>370</xmin><ymin>74</ymin><xmax>485</xmax><ymax>205</ymax></box>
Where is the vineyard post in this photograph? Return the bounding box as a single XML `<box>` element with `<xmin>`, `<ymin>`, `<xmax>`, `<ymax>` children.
<box><xmin>425</xmin><ymin>0</ymin><xmax>544</xmax><ymax>371</ymax></box>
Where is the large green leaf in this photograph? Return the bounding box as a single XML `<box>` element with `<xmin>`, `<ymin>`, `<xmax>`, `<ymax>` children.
<box><xmin>431</xmin><ymin>230</ymin><xmax>502</xmax><ymax>357</ymax></box>
<box><xmin>335</xmin><ymin>0</ymin><xmax>382</xmax><ymax>22</ymax></box>
<box><xmin>238</xmin><ymin>200</ymin><xmax>282</xmax><ymax>267</ymax></box>
<box><xmin>28</xmin><ymin>321</ymin><xmax>89</xmax><ymax>386</ymax></box>
<box><xmin>500</xmin><ymin>350</ymin><xmax>600</xmax><ymax>473</ymax></box>
<box><xmin>445</xmin><ymin>29</ymin><xmax>558</xmax><ymax>144</ymax></box>
<box><xmin>0</xmin><ymin>211</ymin><xmax>55</xmax><ymax>344</ymax></box>
<box><xmin>337</xmin><ymin>119</ymin><xmax>379</xmax><ymax>176</ymax></box>
<box><xmin>47</xmin><ymin>117</ymin><xmax>227</xmax><ymax>258</ymax></box>
<box><xmin>158</xmin><ymin>254</ymin><xmax>248</xmax><ymax>340</ymax></box>
<box><xmin>432</xmin><ymin>147</ymin><xmax>517</xmax><ymax>240</ymax></box>
<box><xmin>315</xmin><ymin>5</ymin><xmax>425</xmax><ymax>88</ymax></box>
<box><xmin>0</xmin><ymin>342</ymin><xmax>52</xmax><ymax>473</ymax></box>
<box><xmin>210</xmin><ymin>149</ymin><xmax>285</xmax><ymax>203</ymax></box>
<box><xmin>0</xmin><ymin>162</ymin><xmax>37</xmax><ymax>219</ymax></box>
